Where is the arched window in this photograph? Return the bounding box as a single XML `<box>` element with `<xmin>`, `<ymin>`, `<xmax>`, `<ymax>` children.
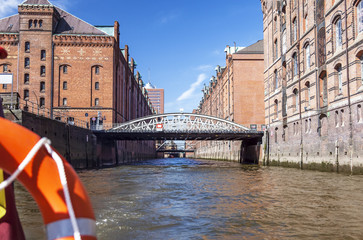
<box><xmin>360</xmin><ymin>55</ymin><xmax>363</xmax><ymax>86</ymax></box>
<box><xmin>274</xmin><ymin>69</ymin><xmax>278</xmax><ymax>90</ymax></box>
<box><xmin>39</xmin><ymin>20</ymin><xmax>43</xmax><ymax>28</ymax></box>
<box><xmin>63</xmin><ymin>98</ymin><xmax>67</xmax><ymax>106</ymax></box>
<box><xmin>24</xmin><ymin>73</ymin><xmax>29</xmax><ymax>84</ymax></box>
<box><xmin>358</xmin><ymin>1</ymin><xmax>363</xmax><ymax>34</ymax></box>
<box><xmin>95</xmin><ymin>98</ymin><xmax>99</xmax><ymax>106</ymax></box>
<box><xmin>293</xmin><ymin>53</ymin><xmax>298</xmax><ymax>76</ymax></box>
<box><xmin>24</xmin><ymin>89</ymin><xmax>29</xmax><ymax>100</ymax></box>
<box><xmin>282</xmin><ymin>30</ymin><xmax>287</xmax><ymax>54</ymax></box>
<box><xmin>358</xmin><ymin>104</ymin><xmax>362</xmax><ymax>122</ymax></box>
<box><xmin>40</xmin><ymin>81</ymin><xmax>45</xmax><ymax>92</ymax></box>
<box><xmin>95</xmin><ymin>66</ymin><xmax>100</xmax><ymax>74</ymax></box>
<box><xmin>292</xmin><ymin>17</ymin><xmax>297</xmax><ymax>41</ymax></box>
<box><xmin>41</xmin><ymin>50</ymin><xmax>46</xmax><ymax>60</ymax></box>
<box><xmin>28</xmin><ymin>20</ymin><xmax>32</xmax><ymax>28</ymax></box>
<box><xmin>274</xmin><ymin>39</ymin><xmax>278</xmax><ymax>59</ymax></box>
<box><xmin>334</xmin><ymin>17</ymin><xmax>342</xmax><ymax>51</ymax></box>
<box><xmin>304</xmin><ymin>43</ymin><xmax>310</xmax><ymax>71</ymax></box>
<box><xmin>25</xmin><ymin>42</ymin><xmax>30</xmax><ymax>52</ymax></box>
<box><xmin>40</xmin><ymin>66</ymin><xmax>46</xmax><ymax>76</ymax></box>
<box><xmin>274</xmin><ymin>99</ymin><xmax>278</xmax><ymax>119</ymax></box>
<box><xmin>39</xmin><ymin>97</ymin><xmax>45</xmax><ymax>108</ymax></box>
<box><xmin>335</xmin><ymin>64</ymin><xmax>343</xmax><ymax>95</ymax></box>
<box><xmin>305</xmin><ymin>81</ymin><xmax>311</xmax><ymax>108</ymax></box>
<box><xmin>304</xmin><ymin>14</ymin><xmax>308</xmax><ymax>32</ymax></box>
<box><xmin>34</xmin><ymin>20</ymin><xmax>38</xmax><ymax>28</ymax></box>
<box><xmin>24</xmin><ymin>57</ymin><xmax>30</xmax><ymax>68</ymax></box>
<box><xmin>293</xmin><ymin>88</ymin><xmax>299</xmax><ymax>112</ymax></box>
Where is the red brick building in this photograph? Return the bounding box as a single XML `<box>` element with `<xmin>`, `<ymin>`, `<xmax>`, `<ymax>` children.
<box><xmin>261</xmin><ymin>0</ymin><xmax>363</xmax><ymax>172</ymax></box>
<box><xmin>0</xmin><ymin>0</ymin><xmax>154</xmax><ymax>128</ymax></box>
<box><xmin>194</xmin><ymin>40</ymin><xmax>265</xmax><ymax>161</ymax></box>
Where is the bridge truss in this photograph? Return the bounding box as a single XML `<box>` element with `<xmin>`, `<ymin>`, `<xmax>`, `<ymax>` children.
<box><xmin>95</xmin><ymin>113</ymin><xmax>263</xmax><ymax>141</ymax></box>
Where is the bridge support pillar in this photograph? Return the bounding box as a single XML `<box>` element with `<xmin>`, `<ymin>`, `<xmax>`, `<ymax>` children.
<box><xmin>97</xmin><ymin>139</ymin><xmax>117</xmax><ymax>167</ymax></box>
<box><xmin>240</xmin><ymin>139</ymin><xmax>262</xmax><ymax>164</ymax></box>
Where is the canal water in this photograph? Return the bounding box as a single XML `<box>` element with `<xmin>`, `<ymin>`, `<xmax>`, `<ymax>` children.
<box><xmin>14</xmin><ymin>158</ymin><xmax>363</xmax><ymax>239</ymax></box>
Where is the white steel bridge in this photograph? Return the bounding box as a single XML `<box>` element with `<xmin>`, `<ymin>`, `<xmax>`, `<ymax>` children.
<box><xmin>94</xmin><ymin>113</ymin><xmax>263</xmax><ymax>141</ymax></box>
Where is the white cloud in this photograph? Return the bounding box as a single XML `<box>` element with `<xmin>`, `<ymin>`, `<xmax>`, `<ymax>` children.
<box><xmin>177</xmin><ymin>73</ymin><xmax>207</xmax><ymax>101</ymax></box>
<box><xmin>0</xmin><ymin>0</ymin><xmax>22</xmax><ymax>18</ymax></box>
<box><xmin>158</xmin><ymin>12</ymin><xmax>180</xmax><ymax>25</ymax></box>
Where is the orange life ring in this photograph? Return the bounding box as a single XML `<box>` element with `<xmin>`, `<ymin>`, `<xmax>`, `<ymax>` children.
<box><xmin>0</xmin><ymin>117</ymin><xmax>97</xmax><ymax>240</ymax></box>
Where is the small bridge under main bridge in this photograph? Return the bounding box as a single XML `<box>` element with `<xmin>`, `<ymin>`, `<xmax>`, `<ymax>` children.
<box><xmin>94</xmin><ymin>113</ymin><xmax>263</xmax><ymax>141</ymax></box>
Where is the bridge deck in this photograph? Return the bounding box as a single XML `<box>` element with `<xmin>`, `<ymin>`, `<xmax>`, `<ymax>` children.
<box><xmin>94</xmin><ymin>131</ymin><xmax>264</xmax><ymax>141</ymax></box>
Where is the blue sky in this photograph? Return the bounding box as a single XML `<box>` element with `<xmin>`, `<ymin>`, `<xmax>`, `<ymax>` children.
<box><xmin>0</xmin><ymin>0</ymin><xmax>263</xmax><ymax>113</ymax></box>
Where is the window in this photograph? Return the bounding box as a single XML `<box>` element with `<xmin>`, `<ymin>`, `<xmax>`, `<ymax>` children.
<box><xmin>24</xmin><ymin>57</ymin><xmax>30</xmax><ymax>68</ymax></box>
<box><xmin>361</xmin><ymin>55</ymin><xmax>363</xmax><ymax>85</ymax></box>
<box><xmin>305</xmin><ymin>43</ymin><xmax>310</xmax><ymax>71</ymax></box>
<box><xmin>24</xmin><ymin>73</ymin><xmax>29</xmax><ymax>84</ymax></box>
<box><xmin>2</xmin><ymin>84</ymin><xmax>7</xmax><ymax>89</ymax></box>
<box><xmin>40</xmin><ymin>81</ymin><xmax>45</xmax><ymax>92</ymax></box>
<box><xmin>63</xmin><ymin>81</ymin><xmax>67</xmax><ymax>90</ymax></box>
<box><xmin>95</xmin><ymin>98</ymin><xmax>99</xmax><ymax>106</ymax></box>
<box><xmin>292</xmin><ymin>18</ymin><xmax>297</xmax><ymax>42</ymax></box>
<box><xmin>293</xmin><ymin>88</ymin><xmax>299</xmax><ymax>112</ymax></box>
<box><xmin>305</xmin><ymin>81</ymin><xmax>311</xmax><ymax>108</ymax></box>
<box><xmin>358</xmin><ymin>104</ymin><xmax>362</xmax><ymax>122</ymax></box>
<box><xmin>274</xmin><ymin>39</ymin><xmax>278</xmax><ymax>59</ymax></box>
<box><xmin>24</xmin><ymin>89</ymin><xmax>29</xmax><ymax>100</ymax></box>
<box><xmin>95</xmin><ymin>81</ymin><xmax>99</xmax><ymax>90</ymax></box>
<box><xmin>293</xmin><ymin>53</ymin><xmax>298</xmax><ymax>76</ymax></box>
<box><xmin>358</xmin><ymin>1</ymin><xmax>363</xmax><ymax>34</ymax></box>
<box><xmin>3</xmin><ymin>64</ymin><xmax>8</xmax><ymax>72</ymax></box>
<box><xmin>95</xmin><ymin>66</ymin><xmax>100</xmax><ymax>74</ymax></box>
<box><xmin>63</xmin><ymin>98</ymin><xmax>67</xmax><ymax>106</ymax></box>
<box><xmin>40</xmin><ymin>66</ymin><xmax>46</xmax><ymax>76</ymax></box>
<box><xmin>25</xmin><ymin>42</ymin><xmax>30</xmax><ymax>52</ymax></box>
<box><xmin>304</xmin><ymin>14</ymin><xmax>308</xmax><ymax>32</ymax></box>
<box><xmin>40</xmin><ymin>97</ymin><xmax>45</xmax><ymax>108</ymax></box>
<box><xmin>63</xmin><ymin>65</ymin><xmax>68</xmax><ymax>74</ymax></box>
<box><xmin>335</xmin><ymin>64</ymin><xmax>343</xmax><ymax>95</ymax></box>
<box><xmin>335</xmin><ymin>18</ymin><xmax>342</xmax><ymax>50</ymax></box>
<box><xmin>282</xmin><ymin>30</ymin><xmax>287</xmax><ymax>54</ymax></box>
<box><xmin>28</xmin><ymin>20</ymin><xmax>32</xmax><ymax>29</ymax></box>
<box><xmin>274</xmin><ymin>69</ymin><xmax>278</xmax><ymax>90</ymax></box>
<box><xmin>274</xmin><ymin>99</ymin><xmax>278</xmax><ymax>119</ymax></box>
<box><xmin>39</xmin><ymin>20</ymin><xmax>43</xmax><ymax>28</ymax></box>
<box><xmin>34</xmin><ymin>20</ymin><xmax>38</xmax><ymax>28</ymax></box>
<box><xmin>41</xmin><ymin>50</ymin><xmax>46</xmax><ymax>60</ymax></box>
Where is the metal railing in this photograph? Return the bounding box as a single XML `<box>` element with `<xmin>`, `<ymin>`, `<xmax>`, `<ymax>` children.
<box><xmin>8</xmin><ymin>97</ymin><xmax>91</xmax><ymax>129</ymax></box>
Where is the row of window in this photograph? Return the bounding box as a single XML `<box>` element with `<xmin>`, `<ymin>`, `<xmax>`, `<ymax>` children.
<box><xmin>28</xmin><ymin>20</ymin><xmax>43</xmax><ymax>29</ymax></box>
<box><xmin>274</xmin><ymin>1</ymin><xmax>363</xmax><ymax>61</ymax></box>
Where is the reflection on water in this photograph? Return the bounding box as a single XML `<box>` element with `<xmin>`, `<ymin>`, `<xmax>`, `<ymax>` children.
<box><xmin>15</xmin><ymin>158</ymin><xmax>363</xmax><ymax>239</ymax></box>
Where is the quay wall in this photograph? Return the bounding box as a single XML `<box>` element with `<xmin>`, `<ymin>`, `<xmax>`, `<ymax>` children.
<box><xmin>263</xmin><ymin>102</ymin><xmax>363</xmax><ymax>174</ymax></box>
<box><xmin>4</xmin><ymin>110</ymin><xmax>156</xmax><ymax>169</ymax></box>
<box><xmin>194</xmin><ymin>141</ymin><xmax>243</xmax><ymax>162</ymax></box>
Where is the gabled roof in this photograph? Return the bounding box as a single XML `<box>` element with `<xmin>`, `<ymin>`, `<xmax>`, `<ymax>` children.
<box><xmin>21</xmin><ymin>0</ymin><xmax>52</xmax><ymax>5</ymax></box>
<box><xmin>236</xmin><ymin>40</ymin><xmax>264</xmax><ymax>54</ymax></box>
<box><xmin>0</xmin><ymin>3</ymin><xmax>108</xmax><ymax>36</ymax></box>
<box><xmin>54</xmin><ymin>8</ymin><xmax>107</xmax><ymax>35</ymax></box>
<box><xmin>0</xmin><ymin>15</ymin><xmax>19</xmax><ymax>33</ymax></box>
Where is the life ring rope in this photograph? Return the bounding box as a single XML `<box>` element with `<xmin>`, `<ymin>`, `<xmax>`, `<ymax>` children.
<box><xmin>0</xmin><ymin>137</ymin><xmax>83</xmax><ymax>240</ymax></box>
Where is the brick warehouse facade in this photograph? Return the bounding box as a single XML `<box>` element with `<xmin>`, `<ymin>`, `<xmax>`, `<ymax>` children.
<box><xmin>0</xmin><ymin>0</ymin><xmax>156</xmax><ymax>163</ymax></box>
<box><xmin>193</xmin><ymin>41</ymin><xmax>265</xmax><ymax>162</ymax></box>
<box><xmin>261</xmin><ymin>0</ymin><xmax>363</xmax><ymax>173</ymax></box>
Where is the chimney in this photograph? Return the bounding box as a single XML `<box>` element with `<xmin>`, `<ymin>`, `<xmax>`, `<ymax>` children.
<box><xmin>124</xmin><ymin>45</ymin><xmax>129</xmax><ymax>63</ymax></box>
<box><xmin>114</xmin><ymin>21</ymin><xmax>120</xmax><ymax>44</ymax></box>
